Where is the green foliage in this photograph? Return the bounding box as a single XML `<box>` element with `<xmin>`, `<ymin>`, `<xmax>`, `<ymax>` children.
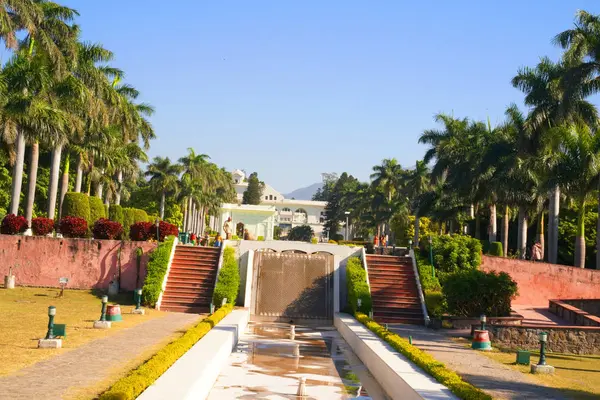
<box><xmin>109</xmin><ymin>205</ymin><xmax>124</xmax><ymax>227</ymax></box>
<box><xmin>427</xmin><ymin>235</ymin><xmax>482</xmax><ymax>274</ymax></box>
<box><xmin>147</xmin><ymin>214</ymin><xmax>160</xmax><ymax>223</ymax></box>
<box><xmin>122</xmin><ymin>208</ymin><xmax>136</xmax><ymax>239</ymax></box>
<box><xmin>273</xmin><ymin>226</ymin><xmax>281</xmax><ymax>240</ymax></box>
<box><xmin>257</xmin><ymin>235</ymin><xmax>265</xmax><ymax>241</ymax></box>
<box><xmin>415</xmin><ymin>250</ymin><xmax>442</xmax><ymax>293</ymax></box>
<box><xmin>164</xmin><ymin>203</ymin><xmax>183</xmax><ymax>227</ymax></box>
<box><xmin>98</xmin><ymin>304</ymin><xmax>233</xmax><ymax>400</ymax></box>
<box><xmin>323</xmin><ymin>172</ymin><xmax>362</xmax><ymax>237</ymax></box>
<box><xmin>142</xmin><ymin>237</ymin><xmax>175</xmax><ymax>306</ymax></box>
<box><xmin>212</xmin><ymin>247</ymin><xmax>240</xmax><ymax>306</ymax></box>
<box><xmin>393</xmin><ymin>215</ymin><xmax>434</xmax><ymax>245</ymax></box>
<box><xmin>443</xmin><ymin>269</ymin><xmax>518</xmax><ymax>317</ymax></box>
<box><xmin>355</xmin><ymin>313</ymin><xmax>492</xmax><ymax>400</ymax></box>
<box><xmin>346</xmin><ymin>257</ymin><xmax>372</xmax><ymax>314</ymax></box>
<box><xmin>0</xmin><ymin>165</ymin><xmax>11</xmax><ymax>213</ymax></box>
<box><xmin>88</xmin><ymin>195</ymin><xmax>106</xmax><ymax>225</ymax></box>
<box><xmin>133</xmin><ymin>208</ymin><xmax>149</xmax><ymax>223</ymax></box>
<box><xmin>242</xmin><ymin>172</ymin><xmax>264</xmax><ymax>205</ymax></box>
<box><xmin>488</xmin><ymin>242</ymin><xmax>503</xmax><ymax>256</ymax></box>
<box><xmin>557</xmin><ymin>204</ymin><xmax>597</xmax><ymax>268</ymax></box>
<box><xmin>311</xmin><ymin>237</ymin><xmax>317</xmax><ymax>244</ymax></box>
<box><xmin>288</xmin><ymin>225</ymin><xmax>314</xmax><ymax>242</ymax></box>
<box><xmin>425</xmin><ymin>291</ymin><xmax>446</xmax><ymax>318</ymax></box>
<box><xmin>61</xmin><ymin>192</ymin><xmax>90</xmax><ymax>223</ymax></box>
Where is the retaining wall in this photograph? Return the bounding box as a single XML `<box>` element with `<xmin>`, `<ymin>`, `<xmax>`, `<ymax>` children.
<box><xmin>481</xmin><ymin>255</ymin><xmax>600</xmax><ymax>306</ymax></box>
<box><xmin>0</xmin><ymin>234</ymin><xmax>156</xmax><ymax>290</ymax></box>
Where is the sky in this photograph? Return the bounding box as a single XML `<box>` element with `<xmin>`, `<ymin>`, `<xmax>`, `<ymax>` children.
<box><xmin>59</xmin><ymin>0</ymin><xmax>600</xmax><ymax>193</ymax></box>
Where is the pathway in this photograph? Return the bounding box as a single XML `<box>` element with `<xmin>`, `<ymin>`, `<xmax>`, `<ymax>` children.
<box><xmin>0</xmin><ymin>312</ymin><xmax>201</xmax><ymax>400</ymax></box>
<box><xmin>512</xmin><ymin>305</ymin><xmax>571</xmax><ymax>326</ymax></box>
<box><xmin>389</xmin><ymin>324</ymin><xmax>568</xmax><ymax>400</ymax></box>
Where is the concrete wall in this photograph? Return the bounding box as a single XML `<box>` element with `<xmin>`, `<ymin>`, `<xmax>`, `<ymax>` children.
<box><xmin>0</xmin><ymin>234</ymin><xmax>157</xmax><ymax>290</ymax></box>
<box><xmin>549</xmin><ymin>300</ymin><xmax>600</xmax><ymax>327</ymax></box>
<box><xmin>481</xmin><ymin>255</ymin><xmax>600</xmax><ymax>306</ymax></box>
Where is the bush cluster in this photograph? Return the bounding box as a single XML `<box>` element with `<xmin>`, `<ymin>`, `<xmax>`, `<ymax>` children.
<box><xmin>425</xmin><ymin>234</ymin><xmax>482</xmax><ymax>274</ymax></box>
<box><xmin>424</xmin><ymin>291</ymin><xmax>446</xmax><ymax>318</ymax></box>
<box><xmin>59</xmin><ymin>216</ymin><xmax>88</xmax><ymax>238</ymax></box>
<box><xmin>142</xmin><ymin>236</ymin><xmax>176</xmax><ymax>306</ymax></box>
<box><xmin>61</xmin><ymin>192</ymin><xmax>91</xmax><ymax>224</ymax></box>
<box><xmin>129</xmin><ymin>222</ymin><xmax>153</xmax><ymax>241</ymax></box>
<box><xmin>355</xmin><ymin>313</ymin><xmax>492</xmax><ymax>400</ymax></box>
<box><xmin>31</xmin><ymin>217</ymin><xmax>54</xmax><ymax>236</ymax></box>
<box><xmin>92</xmin><ymin>218</ymin><xmax>124</xmax><ymax>240</ymax></box>
<box><xmin>346</xmin><ymin>257</ymin><xmax>372</xmax><ymax>314</ymax></box>
<box><xmin>287</xmin><ymin>224</ymin><xmax>314</xmax><ymax>242</ymax></box>
<box><xmin>88</xmin><ymin>196</ymin><xmax>106</xmax><ymax>225</ymax></box>
<box><xmin>158</xmin><ymin>220</ymin><xmax>178</xmax><ymax>241</ymax></box>
<box><xmin>98</xmin><ymin>304</ymin><xmax>233</xmax><ymax>400</ymax></box>
<box><xmin>108</xmin><ymin>205</ymin><xmax>124</xmax><ymax>228</ymax></box>
<box><xmin>488</xmin><ymin>242</ymin><xmax>503</xmax><ymax>257</ymax></box>
<box><xmin>212</xmin><ymin>247</ymin><xmax>240</xmax><ymax>306</ymax></box>
<box><xmin>443</xmin><ymin>269</ymin><xmax>518</xmax><ymax>317</ymax></box>
<box><xmin>1</xmin><ymin>214</ymin><xmax>28</xmax><ymax>234</ymax></box>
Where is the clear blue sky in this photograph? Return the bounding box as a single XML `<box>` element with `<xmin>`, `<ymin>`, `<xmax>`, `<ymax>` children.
<box><xmin>62</xmin><ymin>1</ymin><xmax>599</xmax><ymax>193</ymax></box>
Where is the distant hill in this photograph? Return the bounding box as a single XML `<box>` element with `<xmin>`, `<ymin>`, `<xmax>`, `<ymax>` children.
<box><xmin>284</xmin><ymin>182</ymin><xmax>322</xmax><ymax>200</ymax></box>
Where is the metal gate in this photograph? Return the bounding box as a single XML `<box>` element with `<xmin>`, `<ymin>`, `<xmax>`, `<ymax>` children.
<box><xmin>254</xmin><ymin>251</ymin><xmax>333</xmax><ymax>320</ymax></box>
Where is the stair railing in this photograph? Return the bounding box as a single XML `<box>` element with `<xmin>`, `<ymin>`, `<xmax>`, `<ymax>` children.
<box><xmin>361</xmin><ymin>246</ymin><xmax>371</xmax><ymax>292</ymax></box>
<box><xmin>409</xmin><ymin>248</ymin><xmax>430</xmax><ymax>326</ymax></box>
<box><xmin>156</xmin><ymin>237</ymin><xmax>179</xmax><ymax>310</ymax></box>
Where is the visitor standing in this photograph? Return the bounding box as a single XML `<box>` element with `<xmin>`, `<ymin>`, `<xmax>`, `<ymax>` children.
<box><xmin>223</xmin><ymin>217</ymin><xmax>232</xmax><ymax>240</ymax></box>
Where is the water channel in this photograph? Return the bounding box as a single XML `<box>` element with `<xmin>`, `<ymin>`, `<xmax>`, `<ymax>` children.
<box><xmin>208</xmin><ymin>321</ymin><xmax>389</xmax><ymax>399</ymax></box>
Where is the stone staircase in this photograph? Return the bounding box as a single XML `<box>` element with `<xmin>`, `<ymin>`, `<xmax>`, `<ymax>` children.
<box><xmin>159</xmin><ymin>245</ymin><xmax>221</xmax><ymax>313</ymax></box>
<box><xmin>366</xmin><ymin>254</ymin><xmax>424</xmax><ymax>324</ymax></box>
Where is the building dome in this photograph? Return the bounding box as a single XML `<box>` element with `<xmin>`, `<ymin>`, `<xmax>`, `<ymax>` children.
<box><xmin>232</xmin><ymin>169</ymin><xmax>245</xmax><ymax>184</ymax></box>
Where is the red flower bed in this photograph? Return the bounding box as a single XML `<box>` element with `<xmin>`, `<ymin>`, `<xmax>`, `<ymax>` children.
<box><xmin>59</xmin><ymin>216</ymin><xmax>88</xmax><ymax>238</ymax></box>
<box><xmin>158</xmin><ymin>221</ymin><xmax>179</xmax><ymax>241</ymax></box>
<box><xmin>93</xmin><ymin>218</ymin><xmax>123</xmax><ymax>240</ymax></box>
<box><xmin>130</xmin><ymin>221</ymin><xmax>153</xmax><ymax>241</ymax></box>
<box><xmin>31</xmin><ymin>217</ymin><xmax>54</xmax><ymax>236</ymax></box>
<box><xmin>1</xmin><ymin>214</ymin><xmax>28</xmax><ymax>235</ymax></box>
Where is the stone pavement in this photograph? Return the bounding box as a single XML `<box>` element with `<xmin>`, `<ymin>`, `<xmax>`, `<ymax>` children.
<box><xmin>389</xmin><ymin>324</ymin><xmax>568</xmax><ymax>400</ymax></box>
<box><xmin>511</xmin><ymin>305</ymin><xmax>570</xmax><ymax>326</ymax></box>
<box><xmin>0</xmin><ymin>312</ymin><xmax>201</xmax><ymax>400</ymax></box>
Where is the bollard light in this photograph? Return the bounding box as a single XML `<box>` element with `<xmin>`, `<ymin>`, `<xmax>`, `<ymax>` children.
<box><xmin>538</xmin><ymin>332</ymin><xmax>548</xmax><ymax>366</ymax></box>
<box><xmin>46</xmin><ymin>306</ymin><xmax>56</xmax><ymax>339</ymax></box>
<box><xmin>135</xmin><ymin>288</ymin><xmax>142</xmax><ymax>310</ymax></box>
<box><xmin>480</xmin><ymin>314</ymin><xmax>487</xmax><ymax>331</ymax></box>
<box><xmin>209</xmin><ymin>303</ymin><xmax>215</xmax><ymax>315</ymax></box>
<box><xmin>409</xmin><ymin>335</ymin><xmax>413</xmax><ymax>345</ymax></box>
<box><xmin>357</xmin><ymin>298</ymin><xmax>362</xmax><ymax>310</ymax></box>
<box><xmin>384</xmin><ymin>323</ymin><xmax>389</xmax><ymax>331</ymax></box>
<box><xmin>408</xmin><ymin>239</ymin><xmax>412</xmax><ymax>249</ymax></box>
<box><xmin>221</xmin><ymin>297</ymin><xmax>227</xmax><ymax>307</ymax></box>
<box><xmin>100</xmin><ymin>295</ymin><xmax>108</xmax><ymax>322</ymax></box>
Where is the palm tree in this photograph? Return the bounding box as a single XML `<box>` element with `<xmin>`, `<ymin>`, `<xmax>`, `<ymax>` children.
<box><xmin>370</xmin><ymin>158</ymin><xmax>405</xmax><ymax>237</ymax></box>
<box><xmin>145</xmin><ymin>157</ymin><xmax>182</xmax><ymax>219</ymax></box>
<box><xmin>404</xmin><ymin>160</ymin><xmax>430</xmax><ymax>245</ymax></box>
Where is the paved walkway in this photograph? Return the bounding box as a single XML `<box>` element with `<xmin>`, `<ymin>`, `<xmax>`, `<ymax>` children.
<box><xmin>0</xmin><ymin>312</ymin><xmax>201</xmax><ymax>400</ymax></box>
<box><xmin>389</xmin><ymin>324</ymin><xmax>568</xmax><ymax>400</ymax></box>
<box><xmin>512</xmin><ymin>305</ymin><xmax>571</xmax><ymax>326</ymax></box>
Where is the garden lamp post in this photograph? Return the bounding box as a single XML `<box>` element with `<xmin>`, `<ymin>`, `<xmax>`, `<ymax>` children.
<box><xmin>135</xmin><ymin>289</ymin><xmax>142</xmax><ymax>310</ymax></box>
<box><xmin>538</xmin><ymin>332</ymin><xmax>548</xmax><ymax>366</ymax></box>
<box><xmin>408</xmin><ymin>239</ymin><xmax>412</xmax><ymax>249</ymax></box>
<box><xmin>480</xmin><ymin>314</ymin><xmax>486</xmax><ymax>331</ymax></box>
<box><xmin>155</xmin><ymin>218</ymin><xmax>160</xmax><ymax>242</ymax></box>
<box><xmin>45</xmin><ymin>306</ymin><xmax>56</xmax><ymax>339</ymax></box>
<box><xmin>357</xmin><ymin>298</ymin><xmax>362</xmax><ymax>310</ymax></box>
<box><xmin>100</xmin><ymin>295</ymin><xmax>108</xmax><ymax>321</ymax></box>
<box><xmin>345</xmin><ymin>211</ymin><xmax>350</xmax><ymax>241</ymax></box>
<box><xmin>428</xmin><ymin>236</ymin><xmax>435</xmax><ymax>279</ymax></box>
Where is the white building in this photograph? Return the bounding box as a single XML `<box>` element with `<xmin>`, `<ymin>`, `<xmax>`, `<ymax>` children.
<box><xmin>217</xmin><ymin>170</ymin><xmax>327</xmax><ymax>240</ymax></box>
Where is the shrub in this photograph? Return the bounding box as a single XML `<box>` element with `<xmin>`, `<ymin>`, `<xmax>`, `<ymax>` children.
<box><xmin>288</xmin><ymin>225</ymin><xmax>314</xmax><ymax>242</ymax></box>
<box><xmin>213</xmin><ymin>247</ymin><xmax>240</xmax><ymax>306</ymax></box>
<box><xmin>142</xmin><ymin>236</ymin><xmax>176</xmax><ymax>306</ymax></box>
<box><xmin>331</xmin><ymin>233</ymin><xmax>344</xmax><ymax>242</ymax></box>
<box><xmin>88</xmin><ymin>196</ymin><xmax>106</xmax><ymax>225</ymax></box>
<box><xmin>147</xmin><ymin>214</ymin><xmax>159</xmax><ymax>223</ymax></box>
<box><xmin>61</xmin><ymin>192</ymin><xmax>90</xmax><ymax>223</ymax></box>
<box><xmin>328</xmin><ymin>239</ymin><xmax>338</xmax><ymax>244</ymax></box>
<box><xmin>130</xmin><ymin>222</ymin><xmax>153</xmax><ymax>241</ymax></box>
<box><xmin>355</xmin><ymin>313</ymin><xmax>492</xmax><ymax>400</ymax></box>
<box><xmin>93</xmin><ymin>218</ymin><xmax>124</xmax><ymax>240</ymax></box>
<box><xmin>257</xmin><ymin>235</ymin><xmax>265</xmax><ymax>241</ymax></box>
<box><xmin>59</xmin><ymin>216</ymin><xmax>88</xmax><ymax>238</ymax></box>
<box><xmin>98</xmin><ymin>304</ymin><xmax>233</xmax><ymax>400</ymax></box>
<box><xmin>157</xmin><ymin>221</ymin><xmax>178</xmax><ymax>241</ymax></box>
<box><xmin>108</xmin><ymin>204</ymin><xmax>124</xmax><ymax>227</ymax></box>
<box><xmin>415</xmin><ymin>250</ymin><xmax>442</xmax><ymax>293</ymax></box>
<box><xmin>425</xmin><ymin>291</ymin><xmax>446</xmax><ymax>318</ymax></box>
<box><xmin>426</xmin><ymin>235</ymin><xmax>482</xmax><ymax>274</ymax></box>
<box><xmin>31</xmin><ymin>217</ymin><xmax>54</xmax><ymax>236</ymax></box>
<box><xmin>480</xmin><ymin>240</ymin><xmax>490</xmax><ymax>254</ymax></box>
<box><xmin>443</xmin><ymin>269</ymin><xmax>518</xmax><ymax>317</ymax></box>
<box><xmin>133</xmin><ymin>209</ymin><xmax>149</xmax><ymax>223</ymax></box>
<box><xmin>231</xmin><ymin>234</ymin><xmax>239</xmax><ymax>240</ymax></box>
<box><xmin>122</xmin><ymin>208</ymin><xmax>136</xmax><ymax>239</ymax></box>
<box><xmin>1</xmin><ymin>214</ymin><xmax>28</xmax><ymax>234</ymax></box>
<box><xmin>488</xmin><ymin>242</ymin><xmax>503</xmax><ymax>257</ymax></box>
<box><xmin>311</xmin><ymin>237</ymin><xmax>317</xmax><ymax>244</ymax></box>
<box><xmin>346</xmin><ymin>257</ymin><xmax>372</xmax><ymax>314</ymax></box>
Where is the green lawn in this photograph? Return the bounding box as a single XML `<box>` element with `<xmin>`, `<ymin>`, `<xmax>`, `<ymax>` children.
<box><xmin>0</xmin><ymin>287</ymin><xmax>166</xmax><ymax>376</ymax></box>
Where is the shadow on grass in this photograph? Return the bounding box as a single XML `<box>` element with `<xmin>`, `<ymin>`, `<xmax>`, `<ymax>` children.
<box><xmin>90</xmin><ymin>288</ymin><xmax>136</xmax><ymax>306</ymax></box>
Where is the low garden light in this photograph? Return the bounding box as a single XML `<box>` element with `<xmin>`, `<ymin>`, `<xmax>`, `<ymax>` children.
<box><xmin>538</xmin><ymin>332</ymin><xmax>548</xmax><ymax>365</ymax></box>
<box><xmin>530</xmin><ymin>331</ymin><xmax>554</xmax><ymax>374</ymax></box>
<box><xmin>155</xmin><ymin>218</ymin><xmax>160</xmax><ymax>242</ymax></box>
<box><xmin>480</xmin><ymin>314</ymin><xmax>487</xmax><ymax>331</ymax></box>
<box><xmin>135</xmin><ymin>288</ymin><xmax>142</xmax><ymax>310</ymax></box>
<box><xmin>357</xmin><ymin>298</ymin><xmax>362</xmax><ymax>310</ymax></box>
<box><xmin>46</xmin><ymin>306</ymin><xmax>56</xmax><ymax>339</ymax></box>
<box><xmin>100</xmin><ymin>295</ymin><xmax>108</xmax><ymax>322</ymax></box>
<box><xmin>408</xmin><ymin>239</ymin><xmax>412</xmax><ymax>249</ymax></box>
<box><xmin>209</xmin><ymin>303</ymin><xmax>215</xmax><ymax>315</ymax></box>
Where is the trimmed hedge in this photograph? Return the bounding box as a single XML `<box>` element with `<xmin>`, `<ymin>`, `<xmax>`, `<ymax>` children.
<box><xmin>108</xmin><ymin>205</ymin><xmax>124</xmax><ymax>227</ymax></box>
<box><xmin>346</xmin><ymin>256</ymin><xmax>372</xmax><ymax>314</ymax></box>
<box><xmin>98</xmin><ymin>304</ymin><xmax>234</xmax><ymax>400</ymax></box>
<box><xmin>355</xmin><ymin>313</ymin><xmax>492</xmax><ymax>400</ymax></box>
<box><xmin>415</xmin><ymin>250</ymin><xmax>442</xmax><ymax>293</ymax></box>
<box><xmin>133</xmin><ymin>208</ymin><xmax>149</xmax><ymax>223</ymax></box>
<box><xmin>426</xmin><ymin>235</ymin><xmax>482</xmax><ymax>274</ymax></box>
<box><xmin>488</xmin><ymin>242</ymin><xmax>503</xmax><ymax>257</ymax></box>
<box><xmin>424</xmin><ymin>291</ymin><xmax>446</xmax><ymax>318</ymax></box>
<box><xmin>61</xmin><ymin>192</ymin><xmax>90</xmax><ymax>224</ymax></box>
<box><xmin>122</xmin><ymin>208</ymin><xmax>136</xmax><ymax>239</ymax></box>
<box><xmin>142</xmin><ymin>236</ymin><xmax>175</xmax><ymax>306</ymax></box>
<box><xmin>212</xmin><ymin>247</ymin><xmax>240</xmax><ymax>306</ymax></box>
<box><xmin>88</xmin><ymin>196</ymin><xmax>106</xmax><ymax>224</ymax></box>
<box><xmin>1</xmin><ymin>214</ymin><xmax>28</xmax><ymax>234</ymax></box>
<box><xmin>59</xmin><ymin>216</ymin><xmax>88</xmax><ymax>238</ymax></box>
<box><xmin>31</xmin><ymin>217</ymin><xmax>54</xmax><ymax>236</ymax></box>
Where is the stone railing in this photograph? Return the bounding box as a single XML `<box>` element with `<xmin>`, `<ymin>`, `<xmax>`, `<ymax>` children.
<box><xmin>549</xmin><ymin>299</ymin><xmax>600</xmax><ymax>327</ymax></box>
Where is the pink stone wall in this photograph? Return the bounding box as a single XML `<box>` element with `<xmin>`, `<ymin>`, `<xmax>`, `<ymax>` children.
<box><xmin>481</xmin><ymin>255</ymin><xmax>600</xmax><ymax>306</ymax></box>
<box><xmin>0</xmin><ymin>235</ymin><xmax>157</xmax><ymax>291</ymax></box>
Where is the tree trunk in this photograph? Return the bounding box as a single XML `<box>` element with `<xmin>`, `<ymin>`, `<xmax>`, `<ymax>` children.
<box><xmin>9</xmin><ymin>131</ymin><xmax>26</xmax><ymax>215</ymax></box>
<box><xmin>104</xmin><ymin>195</ymin><xmax>110</xmax><ymax>207</ymax></box>
<box><xmin>517</xmin><ymin>206</ymin><xmax>528</xmax><ymax>259</ymax></box>
<box><xmin>575</xmin><ymin>203</ymin><xmax>586</xmax><ymax>268</ymax></box>
<box><xmin>597</xmin><ymin>189</ymin><xmax>600</xmax><ymax>269</ymax></box>
<box><xmin>115</xmin><ymin>170</ymin><xmax>123</xmax><ymax>205</ymax></box>
<box><xmin>74</xmin><ymin>155</ymin><xmax>83</xmax><ymax>192</ymax></box>
<box><xmin>503</xmin><ymin>205</ymin><xmax>509</xmax><ymax>257</ymax></box>
<box><xmin>200</xmin><ymin>207</ymin><xmax>206</xmax><ymax>234</ymax></box>
<box><xmin>475</xmin><ymin>213</ymin><xmax>481</xmax><ymax>240</ymax></box>
<box><xmin>25</xmin><ymin>141</ymin><xmax>39</xmax><ymax>226</ymax></box>
<box><xmin>58</xmin><ymin>152</ymin><xmax>70</xmax><ymax>219</ymax></box>
<box><xmin>488</xmin><ymin>204</ymin><xmax>497</xmax><ymax>243</ymax></box>
<box><xmin>160</xmin><ymin>191</ymin><xmax>165</xmax><ymax>219</ymax></box>
<box><xmin>96</xmin><ymin>169</ymin><xmax>104</xmax><ymax>199</ymax></box>
<box><xmin>449</xmin><ymin>220</ymin><xmax>454</xmax><ymax>234</ymax></box>
<box><xmin>536</xmin><ymin>212</ymin><xmax>545</xmax><ymax>261</ymax></box>
<box><xmin>182</xmin><ymin>199</ymin><xmax>188</xmax><ymax>232</ymax></box>
<box><xmin>548</xmin><ymin>186</ymin><xmax>560</xmax><ymax>264</ymax></box>
<box><xmin>413</xmin><ymin>214</ymin><xmax>420</xmax><ymax>246</ymax></box>
<box><xmin>47</xmin><ymin>144</ymin><xmax>63</xmax><ymax>220</ymax></box>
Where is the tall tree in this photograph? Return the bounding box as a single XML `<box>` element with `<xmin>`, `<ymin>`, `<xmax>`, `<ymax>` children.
<box><xmin>145</xmin><ymin>156</ymin><xmax>182</xmax><ymax>219</ymax></box>
<box><xmin>242</xmin><ymin>172</ymin><xmax>264</xmax><ymax>205</ymax></box>
<box><xmin>404</xmin><ymin>160</ymin><xmax>430</xmax><ymax>245</ymax></box>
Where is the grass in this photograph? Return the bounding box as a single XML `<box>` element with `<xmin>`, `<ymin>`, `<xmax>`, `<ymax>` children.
<box><xmin>0</xmin><ymin>286</ymin><xmax>166</xmax><ymax>376</ymax></box>
<box><xmin>482</xmin><ymin>348</ymin><xmax>600</xmax><ymax>399</ymax></box>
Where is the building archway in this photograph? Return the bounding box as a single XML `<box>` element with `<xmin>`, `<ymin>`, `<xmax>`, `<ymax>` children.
<box><xmin>236</xmin><ymin>222</ymin><xmax>244</xmax><ymax>237</ymax></box>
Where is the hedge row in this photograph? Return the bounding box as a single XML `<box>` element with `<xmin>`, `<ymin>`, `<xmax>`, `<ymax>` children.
<box><xmin>98</xmin><ymin>304</ymin><xmax>234</xmax><ymax>400</ymax></box>
<box><xmin>346</xmin><ymin>257</ymin><xmax>372</xmax><ymax>314</ymax></box>
<box><xmin>212</xmin><ymin>247</ymin><xmax>240</xmax><ymax>306</ymax></box>
<box><xmin>355</xmin><ymin>313</ymin><xmax>492</xmax><ymax>400</ymax></box>
<box><xmin>142</xmin><ymin>236</ymin><xmax>176</xmax><ymax>307</ymax></box>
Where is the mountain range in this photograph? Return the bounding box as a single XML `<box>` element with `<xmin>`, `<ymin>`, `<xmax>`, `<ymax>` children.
<box><xmin>283</xmin><ymin>182</ymin><xmax>322</xmax><ymax>201</ymax></box>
